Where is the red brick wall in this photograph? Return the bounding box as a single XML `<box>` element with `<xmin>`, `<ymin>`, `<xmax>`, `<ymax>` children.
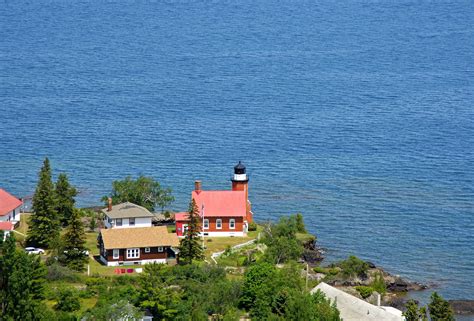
<box><xmin>105</xmin><ymin>246</ymin><xmax>169</xmax><ymax>262</ymax></box>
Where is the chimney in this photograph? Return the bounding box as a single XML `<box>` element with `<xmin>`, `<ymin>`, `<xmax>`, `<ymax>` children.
<box><xmin>107</xmin><ymin>197</ymin><xmax>112</xmax><ymax>211</ymax></box>
<box><xmin>195</xmin><ymin>180</ymin><xmax>202</xmax><ymax>192</ymax></box>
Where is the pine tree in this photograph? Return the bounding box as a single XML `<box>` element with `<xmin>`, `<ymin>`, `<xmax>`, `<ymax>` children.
<box><xmin>27</xmin><ymin>157</ymin><xmax>60</xmax><ymax>248</ymax></box>
<box><xmin>61</xmin><ymin>208</ymin><xmax>88</xmax><ymax>272</ymax></box>
<box><xmin>55</xmin><ymin>173</ymin><xmax>78</xmax><ymax>226</ymax></box>
<box><xmin>428</xmin><ymin>292</ymin><xmax>455</xmax><ymax>321</ymax></box>
<box><xmin>404</xmin><ymin>300</ymin><xmax>428</xmax><ymax>321</ymax></box>
<box><xmin>0</xmin><ymin>234</ymin><xmax>47</xmax><ymax>319</ymax></box>
<box><xmin>178</xmin><ymin>199</ymin><xmax>204</xmax><ymax>264</ymax></box>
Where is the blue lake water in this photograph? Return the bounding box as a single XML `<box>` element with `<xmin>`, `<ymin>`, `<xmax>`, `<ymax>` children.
<box><xmin>1</xmin><ymin>0</ymin><xmax>473</xmax><ymax>301</ymax></box>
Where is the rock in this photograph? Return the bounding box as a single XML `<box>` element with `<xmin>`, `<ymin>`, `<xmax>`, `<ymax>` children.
<box><xmin>448</xmin><ymin>300</ymin><xmax>474</xmax><ymax>315</ymax></box>
<box><xmin>366</xmin><ymin>261</ymin><xmax>377</xmax><ymax>269</ymax></box>
<box><xmin>387</xmin><ymin>277</ymin><xmax>410</xmax><ymax>292</ymax></box>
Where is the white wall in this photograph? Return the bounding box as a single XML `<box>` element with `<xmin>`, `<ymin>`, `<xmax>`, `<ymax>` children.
<box><xmin>0</xmin><ymin>206</ymin><xmax>21</xmax><ymax>223</ymax></box>
<box><xmin>104</xmin><ymin>216</ymin><xmax>152</xmax><ymax>229</ymax></box>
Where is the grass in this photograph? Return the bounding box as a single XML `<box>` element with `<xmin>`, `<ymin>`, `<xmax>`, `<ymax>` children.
<box><xmin>203</xmin><ymin>225</ymin><xmax>262</xmax><ymax>258</ymax></box>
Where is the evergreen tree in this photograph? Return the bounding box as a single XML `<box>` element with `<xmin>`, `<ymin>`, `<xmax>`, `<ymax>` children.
<box><xmin>428</xmin><ymin>292</ymin><xmax>455</xmax><ymax>321</ymax></box>
<box><xmin>55</xmin><ymin>173</ymin><xmax>77</xmax><ymax>226</ymax></box>
<box><xmin>27</xmin><ymin>157</ymin><xmax>60</xmax><ymax>248</ymax></box>
<box><xmin>178</xmin><ymin>199</ymin><xmax>204</xmax><ymax>264</ymax></box>
<box><xmin>61</xmin><ymin>208</ymin><xmax>88</xmax><ymax>272</ymax></box>
<box><xmin>0</xmin><ymin>234</ymin><xmax>47</xmax><ymax>319</ymax></box>
<box><xmin>404</xmin><ymin>300</ymin><xmax>428</xmax><ymax>321</ymax></box>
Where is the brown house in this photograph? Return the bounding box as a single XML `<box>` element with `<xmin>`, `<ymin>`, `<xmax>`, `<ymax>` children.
<box><xmin>99</xmin><ymin>226</ymin><xmax>180</xmax><ymax>266</ymax></box>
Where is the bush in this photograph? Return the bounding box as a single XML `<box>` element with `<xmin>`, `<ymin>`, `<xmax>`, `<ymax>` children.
<box><xmin>338</xmin><ymin>256</ymin><xmax>369</xmax><ymax>278</ymax></box>
<box><xmin>248</xmin><ymin>221</ymin><xmax>258</xmax><ymax>231</ymax></box>
<box><xmin>355</xmin><ymin>286</ymin><xmax>373</xmax><ymax>299</ymax></box>
<box><xmin>55</xmin><ymin>289</ymin><xmax>81</xmax><ymax>312</ymax></box>
<box><xmin>46</xmin><ymin>263</ymin><xmax>81</xmax><ymax>282</ymax></box>
<box><xmin>371</xmin><ymin>272</ymin><xmax>386</xmax><ymax>294</ymax></box>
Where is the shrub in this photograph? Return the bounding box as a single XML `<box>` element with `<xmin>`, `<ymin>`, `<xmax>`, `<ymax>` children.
<box><xmin>338</xmin><ymin>255</ymin><xmax>369</xmax><ymax>278</ymax></box>
<box><xmin>55</xmin><ymin>289</ymin><xmax>81</xmax><ymax>312</ymax></box>
<box><xmin>248</xmin><ymin>221</ymin><xmax>258</xmax><ymax>231</ymax></box>
<box><xmin>46</xmin><ymin>263</ymin><xmax>81</xmax><ymax>282</ymax></box>
<box><xmin>371</xmin><ymin>272</ymin><xmax>386</xmax><ymax>294</ymax></box>
<box><xmin>355</xmin><ymin>286</ymin><xmax>373</xmax><ymax>299</ymax></box>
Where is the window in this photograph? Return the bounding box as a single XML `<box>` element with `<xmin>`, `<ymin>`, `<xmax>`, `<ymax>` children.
<box><xmin>116</xmin><ymin>218</ymin><xmax>122</xmax><ymax>227</ymax></box>
<box><xmin>126</xmin><ymin>248</ymin><xmax>139</xmax><ymax>259</ymax></box>
<box><xmin>229</xmin><ymin>219</ymin><xmax>235</xmax><ymax>229</ymax></box>
<box><xmin>113</xmin><ymin>249</ymin><xmax>119</xmax><ymax>259</ymax></box>
<box><xmin>144</xmin><ymin>247</ymin><xmax>150</xmax><ymax>253</ymax></box>
<box><xmin>216</xmin><ymin>219</ymin><xmax>222</xmax><ymax>229</ymax></box>
<box><xmin>129</xmin><ymin>218</ymin><xmax>135</xmax><ymax>226</ymax></box>
<box><xmin>107</xmin><ymin>217</ymin><xmax>112</xmax><ymax>224</ymax></box>
<box><xmin>203</xmin><ymin>219</ymin><xmax>209</xmax><ymax>229</ymax></box>
<box><xmin>157</xmin><ymin>247</ymin><xmax>164</xmax><ymax>252</ymax></box>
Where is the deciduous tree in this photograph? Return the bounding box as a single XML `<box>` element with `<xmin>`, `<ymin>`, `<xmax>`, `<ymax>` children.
<box><xmin>27</xmin><ymin>157</ymin><xmax>60</xmax><ymax>248</ymax></box>
<box><xmin>102</xmin><ymin>175</ymin><xmax>174</xmax><ymax>212</ymax></box>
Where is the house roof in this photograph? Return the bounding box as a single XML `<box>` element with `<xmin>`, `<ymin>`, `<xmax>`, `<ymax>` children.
<box><xmin>0</xmin><ymin>221</ymin><xmax>14</xmax><ymax>231</ymax></box>
<box><xmin>101</xmin><ymin>202</ymin><xmax>155</xmax><ymax>219</ymax></box>
<box><xmin>0</xmin><ymin>189</ymin><xmax>22</xmax><ymax>216</ymax></box>
<box><xmin>311</xmin><ymin>282</ymin><xmax>403</xmax><ymax>321</ymax></box>
<box><xmin>174</xmin><ymin>212</ymin><xmax>189</xmax><ymax>221</ymax></box>
<box><xmin>191</xmin><ymin>190</ymin><xmax>246</xmax><ymax>218</ymax></box>
<box><xmin>100</xmin><ymin>226</ymin><xmax>179</xmax><ymax>249</ymax></box>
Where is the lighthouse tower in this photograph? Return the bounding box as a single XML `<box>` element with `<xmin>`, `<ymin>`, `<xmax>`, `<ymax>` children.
<box><xmin>231</xmin><ymin>161</ymin><xmax>253</xmax><ymax>223</ymax></box>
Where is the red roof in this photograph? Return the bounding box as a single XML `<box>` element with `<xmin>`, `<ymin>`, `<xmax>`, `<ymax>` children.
<box><xmin>192</xmin><ymin>190</ymin><xmax>246</xmax><ymax>218</ymax></box>
<box><xmin>0</xmin><ymin>189</ymin><xmax>22</xmax><ymax>217</ymax></box>
<box><xmin>0</xmin><ymin>221</ymin><xmax>14</xmax><ymax>231</ymax></box>
<box><xmin>174</xmin><ymin>212</ymin><xmax>189</xmax><ymax>221</ymax></box>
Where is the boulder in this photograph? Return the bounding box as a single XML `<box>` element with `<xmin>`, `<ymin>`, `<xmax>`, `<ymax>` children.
<box><xmin>448</xmin><ymin>300</ymin><xmax>474</xmax><ymax>315</ymax></box>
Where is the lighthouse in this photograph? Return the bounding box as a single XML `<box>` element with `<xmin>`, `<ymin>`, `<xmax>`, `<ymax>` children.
<box><xmin>231</xmin><ymin>161</ymin><xmax>253</xmax><ymax>223</ymax></box>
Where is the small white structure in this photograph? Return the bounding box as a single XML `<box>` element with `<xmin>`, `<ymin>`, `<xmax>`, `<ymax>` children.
<box><xmin>311</xmin><ymin>282</ymin><xmax>405</xmax><ymax>321</ymax></box>
<box><xmin>0</xmin><ymin>222</ymin><xmax>14</xmax><ymax>241</ymax></box>
<box><xmin>102</xmin><ymin>201</ymin><xmax>154</xmax><ymax>229</ymax></box>
<box><xmin>0</xmin><ymin>188</ymin><xmax>23</xmax><ymax>226</ymax></box>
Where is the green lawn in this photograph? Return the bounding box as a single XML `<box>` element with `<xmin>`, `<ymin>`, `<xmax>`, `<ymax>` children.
<box><xmin>203</xmin><ymin>225</ymin><xmax>261</xmax><ymax>258</ymax></box>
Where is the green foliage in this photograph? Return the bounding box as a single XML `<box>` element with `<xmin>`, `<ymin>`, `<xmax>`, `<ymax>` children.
<box><xmin>55</xmin><ymin>289</ymin><xmax>81</xmax><ymax>312</ymax></box>
<box><xmin>260</xmin><ymin>215</ymin><xmax>306</xmax><ymax>264</ymax></box>
<box><xmin>428</xmin><ymin>292</ymin><xmax>455</xmax><ymax>321</ymax></box>
<box><xmin>102</xmin><ymin>175</ymin><xmax>174</xmax><ymax>212</ymax></box>
<box><xmin>248</xmin><ymin>221</ymin><xmax>258</xmax><ymax>231</ymax></box>
<box><xmin>46</xmin><ymin>263</ymin><xmax>82</xmax><ymax>282</ymax></box>
<box><xmin>370</xmin><ymin>271</ymin><xmax>386</xmax><ymax>295</ymax></box>
<box><xmin>404</xmin><ymin>300</ymin><xmax>428</xmax><ymax>321</ymax></box>
<box><xmin>295</xmin><ymin>213</ymin><xmax>307</xmax><ymax>233</ymax></box>
<box><xmin>313</xmin><ymin>266</ymin><xmax>339</xmax><ymax>276</ymax></box>
<box><xmin>0</xmin><ymin>234</ymin><xmax>47</xmax><ymax>319</ymax></box>
<box><xmin>355</xmin><ymin>286</ymin><xmax>373</xmax><ymax>299</ymax></box>
<box><xmin>27</xmin><ymin>157</ymin><xmax>60</xmax><ymax>248</ymax></box>
<box><xmin>60</xmin><ymin>208</ymin><xmax>88</xmax><ymax>272</ymax></box>
<box><xmin>337</xmin><ymin>255</ymin><xmax>369</xmax><ymax>278</ymax></box>
<box><xmin>82</xmin><ymin>299</ymin><xmax>143</xmax><ymax>321</ymax></box>
<box><xmin>239</xmin><ymin>262</ymin><xmax>340</xmax><ymax>320</ymax></box>
<box><xmin>179</xmin><ymin>199</ymin><xmax>204</xmax><ymax>264</ymax></box>
<box><xmin>55</xmin><ymin>173</ymin><xmax>78</xmax><ymax>226</ymax></box>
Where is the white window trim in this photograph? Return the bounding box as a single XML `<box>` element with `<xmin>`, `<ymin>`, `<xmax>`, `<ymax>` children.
<box><xmin>216</xmin><ymin>219</ymin><xmax>222</xmax><ymax>230</ymax></box>
<box><xmin>203</xmin><ymin>219</ymin><xmax>209</xmax><ymax>230</ymax></box>
<box><xmin>144</xmin><ymin>247</ymin><xmax>150</xmax><ymax>253</ymax></box>
<box><xmin>229</xmin><ymin>219</ymin><xmax>236</xmax><ymax>230</ymax></box>
<box><xmin>129</xmin><ymin>218</ymin><xmax>135</xmax><ymax>226</ymax></box>
<box><xmin>113</xmin><ymin>249</ymin><xmax>119</xmax><ymax>259</ymax></box>
<box><xmin>126</xmin><ymin>248</ymin><xmax>140</xmax><ymax>259</ymax></box>
<box><xmin>157</xmin><ymin>246</ymin><xmax>164</xmax><ymax>252</ymax></box>
<box><xmin>116</xmin><ymin>218</ymin><xmax>123</xmax><ymax>226</ymax></box>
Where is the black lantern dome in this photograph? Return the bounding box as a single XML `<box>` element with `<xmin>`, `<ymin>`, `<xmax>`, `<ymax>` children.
<box><xmin>234</xmin><ymin>161</ymin><xmax>246</xmax><ymax>174</ymax></box>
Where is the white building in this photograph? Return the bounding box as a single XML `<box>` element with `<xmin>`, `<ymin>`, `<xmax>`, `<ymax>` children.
<box><xmin>311</xmin><ymin>282</ymin><xmax>405</xmax><ymax>321</ymax></box>
<box><xmin>0</xmin><ymin>188</ymin><xmax>23</xmax><ymax>226</ymax></box>
<box><xmin>102</xmin><ymin>201</ymin><xmax>155</xmax><ymax>229</ymax></box>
